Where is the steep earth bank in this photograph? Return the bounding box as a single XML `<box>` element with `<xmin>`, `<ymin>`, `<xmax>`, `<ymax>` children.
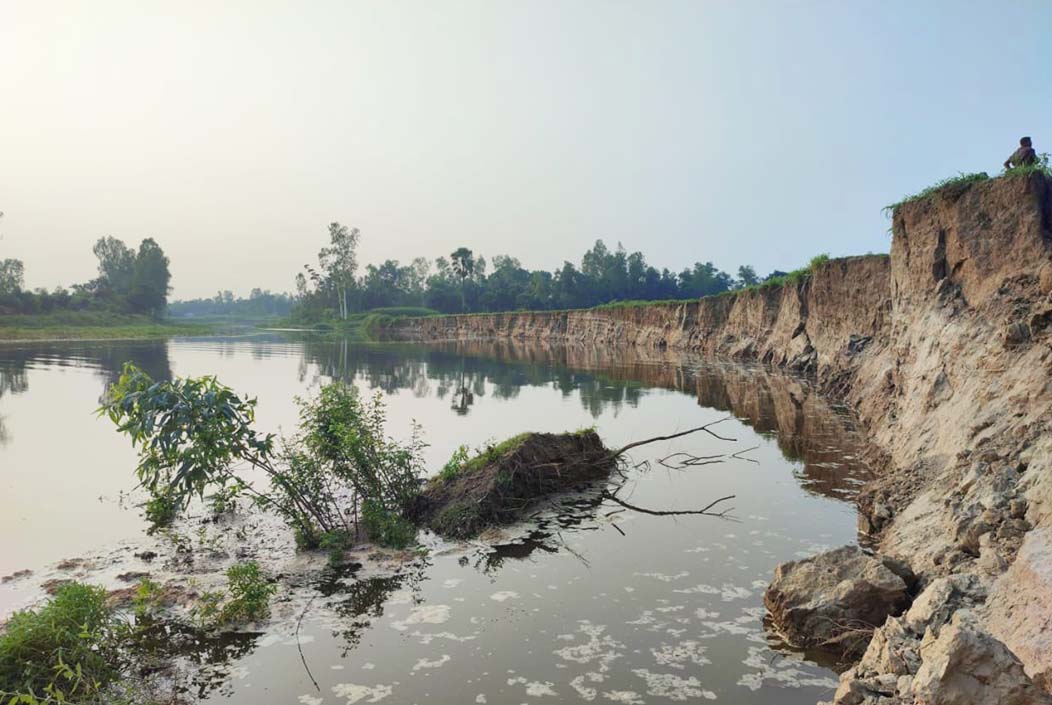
<box><xmin>383</xmin><ymin>173</ymin><xmax>1052</xmax><ymax>702</ymax></box>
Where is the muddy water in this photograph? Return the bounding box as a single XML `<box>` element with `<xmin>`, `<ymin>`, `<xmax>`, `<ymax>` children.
<box><xmin>0</xmin><ymin>336</ymin><xmax>870</xmax><ymax>704</ymax></box>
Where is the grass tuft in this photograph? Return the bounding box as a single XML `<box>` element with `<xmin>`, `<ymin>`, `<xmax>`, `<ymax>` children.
<box><xmin>883</xmin><ymin>171</ymin><xmax>991</xmax><ymax>215</ymax></box>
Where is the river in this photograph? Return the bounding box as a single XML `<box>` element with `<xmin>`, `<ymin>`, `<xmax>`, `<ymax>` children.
<box><xmin>0</xmin><ymin>335</ymin><xmax>870</xmax><ymax>704</ymax></box>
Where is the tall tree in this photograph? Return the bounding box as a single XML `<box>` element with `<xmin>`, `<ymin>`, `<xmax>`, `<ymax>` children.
<box><xmin>92</xmin><ymin>236</ymin><xmax>136</xmax><ymax>295</ymax></box>
<box><xmin>0</xmin><ymin>258</ymin><xmax>24</xmax><ymax>296</ymax></box>
<box><xmin>318</xmin><ymin>223</ymin><xmax>360</xmax><ymax>320</ymax></box>
<box><xmin>450</xmin><ymin>247</ymin><xmax>475</xmax><ymax>312</ymax></box>
<box><xmin>129</xmin><ymin>238</ymin><xmax>171</xmax><ymax>316</ymax></box>
<box><xmin>737</xmin><ymin>265</ymin><xmax>760</xmax><ymax>287</ymax></box>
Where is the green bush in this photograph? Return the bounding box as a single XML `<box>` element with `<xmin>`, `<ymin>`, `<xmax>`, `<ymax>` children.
<box><xmin>103</xmin><ymin>366</ymin><xmax>427</xmax><ymax>549</ymax></box>
<box><xmin>361</xmin><ymin>500</ymin><xmax>417</xmax><ymax>549</ymax></box>
<box><xmin>0</xmin><ymin>583</ymin><xmax>119</xmax><ymax>701</ymax></box>
<box><xmin>190</xmin><ymin>561</ymin><xmax>277</xmax><ymax>627</ymax></box>
<box><xmin>220</xmin><ymin>561</ymin><xmax>277</xmax><ymax>624</ymax></box>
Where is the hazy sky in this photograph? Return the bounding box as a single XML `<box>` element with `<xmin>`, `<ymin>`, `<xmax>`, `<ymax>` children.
<box><xmin>2</xmin><ymin>1</ymin><xmax>1050</xmax><ymax>299</ymax></box>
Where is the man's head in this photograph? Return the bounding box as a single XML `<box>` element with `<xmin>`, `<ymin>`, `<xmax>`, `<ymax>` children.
<box><xmin>1021</xmin><ymin>136</ymin><xmax>1033</xmax><ymax>147</ymax></box>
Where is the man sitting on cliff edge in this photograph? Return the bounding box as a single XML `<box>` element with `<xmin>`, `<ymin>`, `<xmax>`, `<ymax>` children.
<box><xmin>1004</xmin><ymin>136</ymin><xmax>1037</xmax><ymax>169</ymax></box>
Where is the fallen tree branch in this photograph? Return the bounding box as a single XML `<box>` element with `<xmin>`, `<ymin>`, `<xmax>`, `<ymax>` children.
<box><xmin>609</xmin><ymin>417</ymin><xmax>736</xmax><ymax>459</ymax></box>
<box><xmin>600</xmin><ymin>491</ymin><xmax>735</xmax><ymax>518</ymax></box>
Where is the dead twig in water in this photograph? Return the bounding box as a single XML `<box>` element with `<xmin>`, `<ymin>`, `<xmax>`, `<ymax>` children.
<box><xmin>296</xmin><ymin>594</ymin><xmax>320</xmax><ymax>692</ymax></box>
<box><xmin>600</xmin><ymin>492</ymin><xmax>736</xmax><ymax>518</ymax></box>
<box><xmin>609</xmin><ymin>417</ymin><xmax>736</xmax><ymax>459</ymax></box>
<box><xmin>731</xmin><ymin>445</ymin><xmax>760</xmax><ymax>464</ymax></box>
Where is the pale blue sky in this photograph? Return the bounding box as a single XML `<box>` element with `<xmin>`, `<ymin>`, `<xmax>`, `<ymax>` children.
<box><xmin>2</xmin><ymin>0</ymin><xmax>1050</xmax><ymax>298</ymax></box>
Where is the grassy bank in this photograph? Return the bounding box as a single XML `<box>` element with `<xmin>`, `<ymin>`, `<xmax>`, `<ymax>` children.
<box><xmin>0</xmin><ymin>312</ymin><xmax>214</xmax><ymax>343</ymax></box>
<box><xmin>276</xmin><ymin>307</ymin><xmax>440</xmax><ymax>341</ymax></box>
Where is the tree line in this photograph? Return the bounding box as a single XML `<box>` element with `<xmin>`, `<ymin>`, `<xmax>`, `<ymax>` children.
<box><xmin>169</xmin><ymin>289</ymin><xmax>295</xmax><ymax>319</ymax></box>
<box><xmin>293</xmin><ymin>222</ymin><xmax>766</xmax><ymax>321</ymax></box>
<box><xmin>0</xmin><ymin>229</ymin><xmax>172</xmax><ymax>317</ymax></box>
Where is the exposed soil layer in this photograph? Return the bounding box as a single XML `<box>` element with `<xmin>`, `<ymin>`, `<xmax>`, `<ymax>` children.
<box><xmin>409</xmin><ymin>430</ymin><xmax>615</xmax><ymax>538</ymax></box>
<box><xmin>383</xmin><ymin>173</ymin><xmax>1052</xmax><ymax>700</ymax></box>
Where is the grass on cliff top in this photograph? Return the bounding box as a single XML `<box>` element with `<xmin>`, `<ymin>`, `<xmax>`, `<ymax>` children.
<box><xmin>884</xmin><ymin>155</ymin><xmax>1052</xmax><ymax>216</ymax></box>
<box><xmin>721</xmin><ymin>253</ymin><xmax>833</xmax><ymax>295</ymax></box>
<box><xmin>884</xmin><ymin>172</ymin><xmax>991</xmax><ymax>214</ymax></box>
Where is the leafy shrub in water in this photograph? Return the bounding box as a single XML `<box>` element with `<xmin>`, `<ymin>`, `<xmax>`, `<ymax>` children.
<box><xmin>189</xmin><ymin>561</ymin><xmax>276</xmax><ymax>627</ymax></box>
<box><xmin>101</xmin><ymin>364</ymin><xmax>425</xmax><ymax>549</ymax></box>
<box><xmin>220</xmin><ymin>561</ymin><xmax>277</xmax><ymax>624</ymax></box>
<box><xmin>142</xmin><ymin>491</ymin><xmax>178</xmax><ymax>531</ymax></box>
<box><xmin>361</xmin><ymin>499</ymin><xmax>417</xmax><ymax>549</ymax></box>
<box><xmin>0</xmin><ymin>583</ymin><xmax>119</xmax><ymax>702</ymax></box>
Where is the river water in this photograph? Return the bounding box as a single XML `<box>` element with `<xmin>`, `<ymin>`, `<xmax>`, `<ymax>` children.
<box><xmin>0</xmin><ymin>335</ymin><xmax>870</xmax><ymax>704</ymax></box>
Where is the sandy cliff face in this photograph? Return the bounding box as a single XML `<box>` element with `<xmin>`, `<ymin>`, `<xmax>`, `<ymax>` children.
<box><xmin>384</xmin><ymin>173</ymin><xmax>1052</xmax><ymax>692</ymax></box>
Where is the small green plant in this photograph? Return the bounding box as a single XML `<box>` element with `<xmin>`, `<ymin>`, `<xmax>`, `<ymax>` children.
<box><xmin>0</xmin><ymin>583</ymin><xmax>120</xmax><ymax>702</ymax></box>
<box><xmin>189</xmin><ymin>561</ymin><xmax>277</xmax><ymax>627</ymax></box>
<box><xmin>439</xmin><ymin>445</ymin><xmax>471</xmax><ymax>481</ymax></box>
<box><xmin>207</xmin><ymin>483</ymin><xmax>242</xmax><ymax>516</ymax></box>
<box><xmin>132</xmin><ymin>577</ymin><xmax>162</xmax><ymax>618</ymax></box>
<box><xmin>220</xmin><ymin>561</ymin><xmax>277</xmax><ymax>624</ymax></box>
<box><xmin>191</xmin><ymin>590</ymin><xmax>225</xmax><ymax>628</ymax></box>
<box><xmin>142</xmin><ymin>491</ymin><xmax>178</xmax><ymax>531</ymax></box>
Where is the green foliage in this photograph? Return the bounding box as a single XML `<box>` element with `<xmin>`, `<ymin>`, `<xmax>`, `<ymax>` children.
<box><xmin>0</xmin><ymin>259</ymin><xmax>25</xmax><ymax>297</ymax></box>
<box><xmin>220</xmin><ymin>562</ymin><xmax>276</xmax><ymax>624</ymax></box>
<box><xmin>207</xmin><ymin>483</ymin><xmax>242</xmax><ymax>516</ymax></box>
<box><xmin>884</xmin><ymin>171</ymin><xmax>991</xmax><ymax>213</ymax></box>
<box><xmin>132</xmin><ymin>578</ymin><xmax>162</xmax><ymax>618</ymax></box>
<box><xmin>297</xmin><ymin>384</ymin><xmax>425</xmax><ymax>519</ymax></box>
<box><xmin>0</xmin><ymin>312</ymin><xmax>211</xmax><ymax>342</ymax></box>
<box><xmin>290</xmin><ymin>229</ymin><xmax>758</xmax><ymax>320</ymax></box>
<box><xmin>0</xmin><ymin>583</ymin><xmax>118</xmax><ymax>702</ymax></box>
<box><xmin>428</xmin><ymin>499</ymin><xmax>479</xmax><ymax>537</ymax></box>
<box><xmin>142</xmin><ymin>491</ymin><xmax>178</xmax><ymax>531</ymax></box>
<box><xmin>100</xmin><ymin>364</ymin><xmax>274</xmax><ymax>509</ymax></box>
<box><xmin>102</xmin><ymin>366</ymin><xmax>425</xmax><ymax>550</ymax></box>
<box><xmin>436</xmin><ymin>434</ymin><xmax>531</xmax><ymax>486</ymax></box>
<box><xmin>316</xmin><ymin>529</ymin><xmax>356</xmax><ymax>562</ymax></box>
<box><xmin>189</xmin><ymin>562</ymin><xmax>277</xmax><ymax>627</ymax></box>
<box><xmin>439</xmin><ymin>445</ymin><xmax>471</xmax><ymax>481</ymax></box>
<box><xmin>190</xmin><ymin>590</ymin><xmax>225</xmax><ymax>628</ymax></box>
<box><xmin>361</xmin><ymin>500</ymin><xmax>417</xmax><ymax>549</ymax></box>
